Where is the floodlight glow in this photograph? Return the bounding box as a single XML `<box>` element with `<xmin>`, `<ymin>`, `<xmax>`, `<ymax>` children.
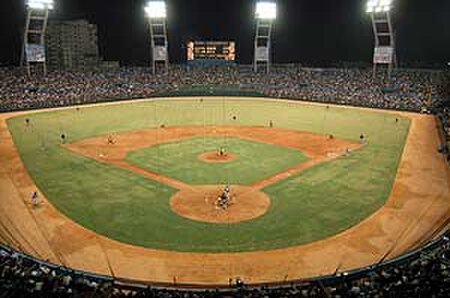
<box><xmin>145</xmin><ymin>1</ymin><xmax>167</xmax><ymax>18</ymax></box>
<box><xmin>256</xmin><ymin>2</ymin><xmax>277</xmax><ymax>20</ymax></box>
<box><xmin>27</xmin><ymin>0</ymin><xmax>54</xmax><ymax>10</ymax></box>
<box><xmin>366</xmin><ymin>0</ymin><xmax>392</xmax><ymax>13</ymax></box>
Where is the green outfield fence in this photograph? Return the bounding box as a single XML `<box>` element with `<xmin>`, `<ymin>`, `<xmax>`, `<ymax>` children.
<box><xmin>152</xmin><ymin>84</ymin><xmax>265</xmax><ymax>98</ymax></box>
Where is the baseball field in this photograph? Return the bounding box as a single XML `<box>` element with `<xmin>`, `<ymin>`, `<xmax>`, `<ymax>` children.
<box><xmin>0</xmin><ymin>97</ymin><xmax>449</xmax><ymax>284</ymax></box>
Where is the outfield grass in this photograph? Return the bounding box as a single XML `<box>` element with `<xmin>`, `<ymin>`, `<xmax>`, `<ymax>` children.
<box><xmin>126</xmin><ymin>136</ymin><xmax>308</xmax><ymax>184</ymax></box>
<box><xmin>6</xmin><ymin>98</ymin><xmax>410</xmax><ymax>252</ymax></box>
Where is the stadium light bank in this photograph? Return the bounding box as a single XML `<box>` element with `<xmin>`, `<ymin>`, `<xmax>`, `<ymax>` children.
<box><xmin>255</xmin><ymin>1</ymin><xmax>277</xmax><ymax>20</ymax></box>
<box><xmin>144</xmin><ymin>1</ymin><xmax>167</xmax><ymax>19</ymax></box>
<box><xmin>26</xmin><ymin>0</ymin><xmax>54</xmax><ymax>10</ymax></box>
<box><xmin>366</xmin><ymin>0</ymin><xmax>393</xmax><ymax>13</ymax></box>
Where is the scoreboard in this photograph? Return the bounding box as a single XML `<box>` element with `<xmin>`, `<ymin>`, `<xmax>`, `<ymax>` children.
<box><xmin>187</xmin><ymin>41</ymin><xmax>236</xmax><ymax>61</ymax></box>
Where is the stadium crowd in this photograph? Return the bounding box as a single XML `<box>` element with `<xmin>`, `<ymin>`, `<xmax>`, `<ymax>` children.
<box><xmin>1</xmin><ymin>231</ymin><xmax>449</xmax><ymax>297</ymax></box>
<box><xmin>0</xmin><ymin>65</ymin><xmax>447</xmax><ymax>113</ymax></box>
<box><xmin>1</xmin><ymin>65</ymin><xmax>450</xmax><ymax>297</ymax></box>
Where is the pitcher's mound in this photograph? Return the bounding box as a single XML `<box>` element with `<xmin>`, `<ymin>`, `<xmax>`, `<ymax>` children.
<box><xmin>170</xmin><ymin>185</ymin><xmax>271</xmax><ymax>224</ymax></box>
<box><xmin>198</xmin><ymin>152</ymin><xmax>236</xmax><ymax>163</ymax></box>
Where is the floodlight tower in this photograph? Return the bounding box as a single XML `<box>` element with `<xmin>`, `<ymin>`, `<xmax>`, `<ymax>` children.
<box><xmin>22</xmin><ymin>0</ymin><xmax>54</xmax><ymax>76</ymax></box>
<box><xmin>254</xmin><ymin>1</ymin><xmax>276</xmax><ymax>73</ymax></box>
<box><xmin>145</xmin><ymin>1</ymin><xmax>169</xmax><ymax>74</ymax></box>
<box><xmin>366</xmin><ymin>0</ymin><xmax>397</xmax><ymax>83</ymax></box>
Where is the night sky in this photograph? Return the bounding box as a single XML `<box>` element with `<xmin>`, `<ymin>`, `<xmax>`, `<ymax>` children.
<box><xmin>1</xmin><ymin>0</ymin><xmax>449</xmax><ymax>67</ymax></box>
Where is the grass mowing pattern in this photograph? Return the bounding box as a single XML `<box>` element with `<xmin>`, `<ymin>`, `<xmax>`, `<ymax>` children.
<box><xmin>126</xmin><ymin>136</ymin><xmax>308</xmax><ymax>185</ymax></box>
<box><xmin>6</xmin><ymin>98</ymin><xmax>410</xmax><ymax>252</ymax></box>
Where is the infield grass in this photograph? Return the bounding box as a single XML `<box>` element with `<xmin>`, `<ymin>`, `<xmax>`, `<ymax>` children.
<box><xmin>126</xmin><ymin>136</ymin><xmax>308</xmax><ymax>184</ymax></box>
<box><xmin>6</xmin><ymin>98</ymin><xmax>410</xmax><ymax>252</ymax></box>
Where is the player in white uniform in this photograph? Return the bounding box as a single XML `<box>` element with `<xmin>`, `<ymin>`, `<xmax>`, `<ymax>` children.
<box><xmin>31</xmin><ymin>191</ymin><xmax>39</xmax><ymax>207</ymax></box>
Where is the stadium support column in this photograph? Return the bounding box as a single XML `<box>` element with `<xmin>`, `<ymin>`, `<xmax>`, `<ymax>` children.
<box><xmin>145</xmin><ymin>1</ymin><xmax>169</xmax><ymax>74</ymax></box>
<box><xmin>254</xmin><ymin>1</ymin><xmax>276</xmax><ymax>74</ymax></box>
<box><xmin>366</xmin><ymin>0</ymin><xmax>397</xmax><ymax>85</ymax></box>
<box><xmin>22</xmin><ymin>0</ymin><xmax>54</xmax><ymax>77</ymax></box>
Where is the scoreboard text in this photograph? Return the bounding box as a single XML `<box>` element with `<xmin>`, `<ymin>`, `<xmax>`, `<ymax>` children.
<box><xmin>187</xmin><ymin>41</ymin><xmax>236</xmax><ymax>61</ymax></box>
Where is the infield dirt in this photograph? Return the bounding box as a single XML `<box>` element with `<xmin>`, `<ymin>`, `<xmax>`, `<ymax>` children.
<box><xmin>199</xmin><ymin>151</ymin><xmax>236</xmax><ymax>163</ymax></box>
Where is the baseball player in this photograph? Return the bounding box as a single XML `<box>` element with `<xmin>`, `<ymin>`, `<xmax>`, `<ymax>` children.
<box><xmin>31</xmin><ymin>191</ymin><xmax>39</xmax><ymax>207</ymax></box>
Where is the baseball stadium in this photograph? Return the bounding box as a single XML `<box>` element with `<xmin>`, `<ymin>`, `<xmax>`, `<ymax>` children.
<box><xmin>1</xmin><ymin>0</ymin><xmax>450</xmax><ymax>297</ymax></box>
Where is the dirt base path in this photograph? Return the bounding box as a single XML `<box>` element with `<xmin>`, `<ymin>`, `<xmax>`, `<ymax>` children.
<box><xmin>65</xmin><ymin>125</ymin><xmax>360</xmax><ymax>192</ymax></box>
<box><xmin>0</xmin><ymin>97</ymin><xmax>449</xmax><ymax>286</ymax></box>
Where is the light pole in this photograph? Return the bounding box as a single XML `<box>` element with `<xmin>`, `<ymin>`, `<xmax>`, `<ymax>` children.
<box><xmin>22</xmin><ymin>0</ymin><xmax>54</xmax><ymax>76</ymax></box>
<box><xmin>366</xmin><ymin>0</ymin><xmax>397</xmax><ymax>84</ymax></box>
<box><xmin>145</xmin><ymin>1</ymin><xmax>169</xmax><ymax>74</ymax></box>
<box><xmin>254</xmin><ymin>1</ymin><xmax>276</xmax><ymax>73</ymax></box>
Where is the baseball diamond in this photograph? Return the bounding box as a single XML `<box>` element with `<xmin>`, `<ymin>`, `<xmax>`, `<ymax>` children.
<box><xmin>1</xmin><ymin>97</ymin><xmax>449</xmax><ymax>286</ymax></box>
